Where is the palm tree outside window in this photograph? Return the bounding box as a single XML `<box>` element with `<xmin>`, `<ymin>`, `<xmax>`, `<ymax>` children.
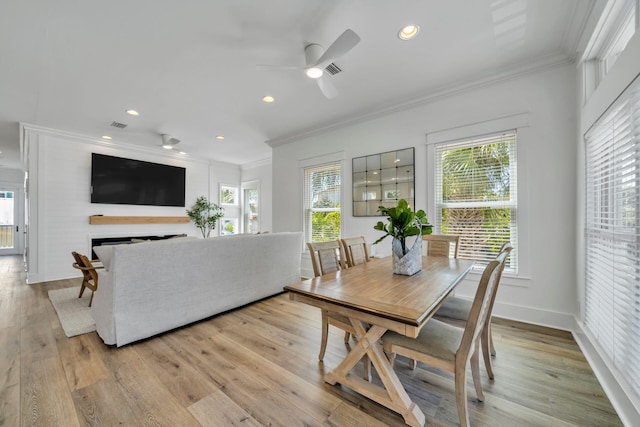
<box><xmin>303</xmin><ymin>162</ymin><xmax>341</xmax><ymax>244</ymax></box>
<box><xmin>434</xmin><ymin>131</ymin><xmax>518</xmax><ymax>273</ymax></box>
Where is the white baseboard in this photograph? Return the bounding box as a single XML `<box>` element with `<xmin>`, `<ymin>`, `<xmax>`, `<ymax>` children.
<box><xmin>572</xmin><ymin>323</ymin><xmax>639</xmax><ymax>427</ymax></box>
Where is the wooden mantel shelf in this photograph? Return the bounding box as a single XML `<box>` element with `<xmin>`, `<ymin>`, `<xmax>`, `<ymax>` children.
<box><xmin>89</xmin><ymin>215</ymin><xmax>190</xmax><ymax>225</ymax></box>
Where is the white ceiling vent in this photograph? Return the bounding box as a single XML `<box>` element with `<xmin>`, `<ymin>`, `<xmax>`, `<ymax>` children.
<box><xmin>325</xmin><ymin>62</ymin><xmax>342</xmax><ymax>76</ymax></box>
<box><xmin>110</xmin><ymin>121</ymin><xmax>127</xmax><ymax>128</ymax></box>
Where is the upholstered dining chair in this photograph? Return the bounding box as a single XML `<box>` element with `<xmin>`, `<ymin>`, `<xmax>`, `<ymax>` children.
<box><xmin>306</xmin><ymin>240</ymin><xmax>354</xmax><ymax>361</ymax></box>
<box><xmin>340</xmin><ymin>236</ymin><xmax>370</xmax><ymax>268</ymax></box>
<box><xmin>71</xmin><ymin>251</ymin><xmax>103</xmax><ymax>307</ymax></box>
<box><xmin>382</xmin><ymin>249</ymin><xmax>509</xmax><ymax>427</ymax></box>
<box><xmin>435</xmin><ymin>242</ymin><xmax>513</xmax><ymax>379</ymax></box>
<box><xmin>422</xmin><ymin>233</ymin><xmax>460</xmax><ymax>258</ymax></box>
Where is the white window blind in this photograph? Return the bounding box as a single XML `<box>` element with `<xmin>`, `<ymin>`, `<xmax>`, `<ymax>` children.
<box><xmin>303</xmin><ymin>162</ymin><xmax>341</xmax><ymax>244</ymax></box>
<box><xmin>584</xmin><ymin>74</ymin><xmax>640</xmax><ymax>399</ymax></box>
<box><xmin>434</xmin><ymin>131</ymin><xmax>518</xmax><ymax>272</ymax></box>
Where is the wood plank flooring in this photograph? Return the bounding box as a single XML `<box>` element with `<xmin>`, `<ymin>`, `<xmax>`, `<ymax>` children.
<box><xmin>0</xmin><ymin>255</ymin><xmax>623</xmax><ymax>426</ymax></box>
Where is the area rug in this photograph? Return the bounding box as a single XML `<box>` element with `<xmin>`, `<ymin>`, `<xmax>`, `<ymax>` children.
<box><xmin>48</xmin><ymin>286</ymin><xmax>96</xmax><ymax>337</ymax></box>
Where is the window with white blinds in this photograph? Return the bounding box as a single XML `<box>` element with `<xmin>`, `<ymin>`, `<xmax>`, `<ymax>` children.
<box><xmin>434</xmin><ymin>131</ymin><xmax>518</xmax><ymax>272</ymax></box>
<box><xmin>584</xmin><ymin>74</ymin><xmax>640</xmax><ymax>399</ymax></box>
<box><xmin>303</xmin><ymin>162</ymin><xmax>341</xmax><ymax>244</ymax></box>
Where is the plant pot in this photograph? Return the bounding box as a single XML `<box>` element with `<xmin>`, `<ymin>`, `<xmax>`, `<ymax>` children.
<box><xmin>392</xmin><ymin>237</ymin><xmax>422</xmax><ymax>276</ymax></box>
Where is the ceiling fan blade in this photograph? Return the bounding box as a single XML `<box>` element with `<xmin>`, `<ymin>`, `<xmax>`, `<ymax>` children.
<box><xmin>314</xmin><ymin>29</ymin><xmax>360</xmax><ymax>68</ymax></box>
<box><xmin>317</xmin><ymin>76</ymin><xmax>338</xmax><ymax>99</ymax></box>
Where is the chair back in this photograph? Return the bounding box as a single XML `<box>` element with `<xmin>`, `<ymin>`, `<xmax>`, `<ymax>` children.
<box><xmin>72</xmin><ymin>251</ymin><xmax>91</xmax><ymax>280</ymax></box>
<box><xmin>456</xmin><ymin>249</ymin><xmax>509</xmax><ymax>361</ymax></box>
<box><xmin>79</xmin><ymin>254</ymin><xmax>100</xmax><ymax>283</ymax></box>
<box><xmin>485</xmin><ymin>242</ymin><xmax>512</xmax><ymax>327</ymax></box>
<box><xmin>422</xmin><ymin>234</ymin><xmax>460</xmax><ymax>258</ymax></box>
<box><xmin>307</xmin><ymin>240</ymin><xmax>346</xmax><ymax>277</ymax></box>
<box><xmin>340</xmin><ymin>236</ymin><xmax>370</xmax><ymax>267</ymax></box>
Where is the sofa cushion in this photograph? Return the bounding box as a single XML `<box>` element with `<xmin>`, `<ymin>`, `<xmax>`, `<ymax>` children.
<box><xmin>93</xmin><ymin>245</ymin><xmax>113</xmax><ymax>271</ymax></box>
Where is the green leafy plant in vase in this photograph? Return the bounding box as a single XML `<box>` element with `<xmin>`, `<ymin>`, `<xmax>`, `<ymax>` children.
<box><xmin>373</xmin><ymin>199</ymin><xmax>432</xmax><ymax>275</ymax></box>
<box><xmin>186</xmin><ymin>196</ymin><xmax>224</xmax><ymax>238</ymax></box>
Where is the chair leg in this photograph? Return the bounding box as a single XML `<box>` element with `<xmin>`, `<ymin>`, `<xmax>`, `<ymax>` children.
<box><xmin>481</xmin><ymin>325</ymin><xmax>495</xmax><ymax>380</ymax></box>
<box><xmin>454</xmin><ymin>363</ymin><xmax>470</xmax><ymax>427</ymax></box>
<box><xmin>343</xmin><ymin>331</ymin><xmax>351</xmax><ymax>343</ymax></box>
<box><xmin>489</xmin><ymin>322</ymin><xmax>497</xmax><ymax>356</ymax></box>
<box><xmin>78</xmin><ymin>282</ymin><xmax>86</xmax><ymax>298</ymax></box>
<box><xmin>409</xmin><ymin>358</ymin><xmax>417</xmax><ymax>370</ymax></box>
<box><xmin>319</xmin><ymin>310</ymin><xmax>329</xmax><ymax>361</ymax></box>
<box><xmin>89</xmin><ymin>291</ymin><xmax>94</xmax><ymax>307</ymax></box>
<box><xmin>470</xmin><ymin>343</ymin><xmax>485</xmax><ymax>402</ymax></box>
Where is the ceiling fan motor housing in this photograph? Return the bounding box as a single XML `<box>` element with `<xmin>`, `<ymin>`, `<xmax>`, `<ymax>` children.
<box><xmin>304</xmin><ymin>44</ymin><xmax>324</xmax><ymax>67</ymax></box>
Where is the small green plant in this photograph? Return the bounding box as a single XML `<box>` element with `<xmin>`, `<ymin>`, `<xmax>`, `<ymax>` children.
<box><xmin>186</xmin><ymin>196</ymin><xmax>224</xmax><ymax>238</ymax></box>
<box><xmin>373</xmin><ymin>199</ymin><xmax>432</xmax><ymax>256</ymax></box>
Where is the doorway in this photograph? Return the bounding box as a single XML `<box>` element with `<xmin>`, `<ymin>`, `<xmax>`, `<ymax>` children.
<box><xmin>0</xmin><ymin>186</ymin><xmax>24</xmax><ymax>255</ymax></box>
<box><xmin>242</xmin><ymin>180</ymin><xmax>260</xmax><ymax>234</ymax></box>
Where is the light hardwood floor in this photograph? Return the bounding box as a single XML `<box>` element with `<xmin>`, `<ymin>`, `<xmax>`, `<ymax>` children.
<box><xmin>0</xmin><ymin>255</ymin><xmax>622</xmax><ymax>426</ymax></box>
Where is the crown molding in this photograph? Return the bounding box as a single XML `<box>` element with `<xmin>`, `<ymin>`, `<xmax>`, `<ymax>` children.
<box><xmin>240</xmin><ymin>157</ymin><xmax>271</xmax><ymax>170</ymax></box>
<box><xmin>266</xmin><ymin>51</ymin><xmax>573</xmax><ymax>148</ymax></box>
<box><xmin>19</xmin><ymin>123</ymin><xmax>211</xmax><ymax>165</ymax></box>
<box><xmin>562</xmin><ymin>0</ymin><xmax>600</xmax><ymax>62</ymax></box>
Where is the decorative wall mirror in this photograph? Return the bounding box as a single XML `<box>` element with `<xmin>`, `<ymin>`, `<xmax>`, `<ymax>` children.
<box><xmin>352</xmin><ymin>147</ymin><xmax>415</xmax><ymax>216</ymax></box>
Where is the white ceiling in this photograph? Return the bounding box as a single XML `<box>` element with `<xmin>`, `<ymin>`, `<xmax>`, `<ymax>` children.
<box><xmin>0</xmin><ymin>0</ymin><xmax>595</xmax><ymax>169</ymax></box>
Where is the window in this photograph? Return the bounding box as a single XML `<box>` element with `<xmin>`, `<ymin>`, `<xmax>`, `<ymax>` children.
<box><xmin>584</xmin><ymin>74</ymin><xmax>640</xmax><ymax>400</ymax></box>
<box><xmin>434</xmin><ymin>131</ymin><xmax>518</xmax><ymax>272</ymax></box>
<box><xmin>584</xmin><ymin>0</ymin><xmax>637</xmax><ymax>96</ymax></box>
<box><xmin>220</xmin><ymin>185</ymin><xmax>239</xmax><ymax>205</ymax></box>
<box><xmin>303</xmin><ymin>162</ymin><xmax>341</xmax><ymax>244</ymax></box>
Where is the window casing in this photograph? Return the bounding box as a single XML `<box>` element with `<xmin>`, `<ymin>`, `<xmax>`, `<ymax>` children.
<box><xmin>434</xmin><ymin>131</ymin><xmax>518</xmax><ymax>273</ymax></box>
<box><xmin>303</xmin><ymin>162</ymin><xmax>341</xmax><ymax>244</ymax></box>
<box><xmin>584</xmin><ymin>74</ymin><xmax>640</xmax><ymax>400</ymax></box>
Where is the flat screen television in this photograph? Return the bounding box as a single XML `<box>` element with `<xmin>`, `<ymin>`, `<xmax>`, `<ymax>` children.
<box><xmin>91</xmin><ymin>153</ymin><xmax>186</xmax><ymax>207</ymax></box>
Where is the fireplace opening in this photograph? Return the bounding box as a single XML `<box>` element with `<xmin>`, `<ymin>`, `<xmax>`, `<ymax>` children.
<box><xmin>91</xmin><ymin>234</ymin><xmax>186</xmax><ymax>259</ymax></box>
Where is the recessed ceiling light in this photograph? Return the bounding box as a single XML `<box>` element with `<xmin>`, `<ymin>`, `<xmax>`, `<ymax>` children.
<box><xmin>101</xmin><ymin>135</ymin><xmax>112</xmax><ymax>140</ymax></box>
<box><xmin>399</xmin><ymin>25</ymin><xmax>420</xmax><ymax>40</ymax></box>
<box><xmin>126</xmin><ymin>109</ymin><xmax>140</xmax><ymax>116</ymax></box>
<box><xmin>215</xmin><ymin>135</ymin><xmax>225</xmax><ymax>140</ymax></box>
<box><xmin>262</xmin><ymin>95</ymin><xmax>275</xmax><ymax>103</ymax></box>
<box><xmin>178</xmin><ymin>151</ymin><xmax>187</xmax><ymax>155</ymax></box>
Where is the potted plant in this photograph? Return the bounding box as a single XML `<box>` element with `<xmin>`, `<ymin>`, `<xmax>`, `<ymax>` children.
<box><xmin>186</xmin><ymin>196</ymin><xmax>224</xmax><ymax>238</ymax></box>
<box><xmin>373</xmin><ymin>199</ymin><xmax>432</xmax><ymax>275</ymax></box>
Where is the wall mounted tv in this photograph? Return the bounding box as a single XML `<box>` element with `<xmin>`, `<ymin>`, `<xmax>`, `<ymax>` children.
<box><xmin>91</xmin><ymin>153</ymin><xmax>186</xmax><ymax>207</ymax></box>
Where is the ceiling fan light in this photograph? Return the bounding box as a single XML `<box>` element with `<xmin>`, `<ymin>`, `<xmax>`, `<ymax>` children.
<box><xmin>162</xmin><ymin>144</ymin><xmax>174</xmax><ymax>149</ymax></box>
<box><xmin>306</xmin><ymin>67</ymin><xmax>323</xmax><ymax>79</ymax></box>
<box><xmin>399</xmin><ymin>25</ymin><xmax>420</xmax><ymax>40</ymax></box>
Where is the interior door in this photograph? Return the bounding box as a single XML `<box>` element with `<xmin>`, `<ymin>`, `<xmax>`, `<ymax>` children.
<box><xmin>0</xmin><ymin>186</ymin><xmax>23</xmax><ymax>255</ymax></box>
<box><xmin>242</xmin><ymin>180</ymin><xmax>260</xmax><ymax>234</ymax></box>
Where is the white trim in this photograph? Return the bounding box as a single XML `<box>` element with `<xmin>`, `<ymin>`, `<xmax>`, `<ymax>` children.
<box><xmin>20</xmin><ymin>122</ymin><xmax>211</xmax><ymax>166</ymax></box>
<box><xmin>241</xmin><ymin>157</ymin><xmax>271</xmax><ymax>170</ymax></box>
<box><xmin>266</xmin><ymin>54</ymin><xmax>562</xmax><ymax>148</ymax></box>
<box><xmin>426</xmin><ymin>113</ymin><xmax>530</xmax><ymax>145</ymax></box>
<box><xmin>573</xmin><ymin>321</ymin><xmax>640</xmax><ymax>427</ymax></box>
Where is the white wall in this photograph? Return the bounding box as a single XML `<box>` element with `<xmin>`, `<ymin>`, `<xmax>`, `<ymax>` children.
<box><xmin>273</xmin><ymin>64</ymin><xmax>578</xmax><ymax>327</ymax></box>
<box><xmin>22</xmin><ymin>124</ymin><xmax>240</xmax><ymax>283</ymax></box>
<box><xmin>0</xmin><ymin>167</ymin><xmax>23</xmax><ymax>184</ymax></box>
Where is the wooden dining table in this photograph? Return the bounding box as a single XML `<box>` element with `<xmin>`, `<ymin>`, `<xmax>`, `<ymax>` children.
<box><xmin>284</xmin><ymin>255</ymin><xmax>475</xmax><ymax>427</ymax></box>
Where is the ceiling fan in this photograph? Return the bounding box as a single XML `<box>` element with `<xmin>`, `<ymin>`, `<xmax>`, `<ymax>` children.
<box><xmin>161</xmin><ymin>134</ymin><xmax>181</xmax><ymax>150</ymax></box>
<box><xmin>265</xmin><ymin>29</ymin><xmax>361</xmax><ymax>99</ymax></box>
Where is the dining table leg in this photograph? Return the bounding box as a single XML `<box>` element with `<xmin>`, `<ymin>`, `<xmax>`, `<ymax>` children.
<box><xmin>325</xmin><ymin>322</ymin><xmax>426</xmax><ymax>427</ymax></box>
